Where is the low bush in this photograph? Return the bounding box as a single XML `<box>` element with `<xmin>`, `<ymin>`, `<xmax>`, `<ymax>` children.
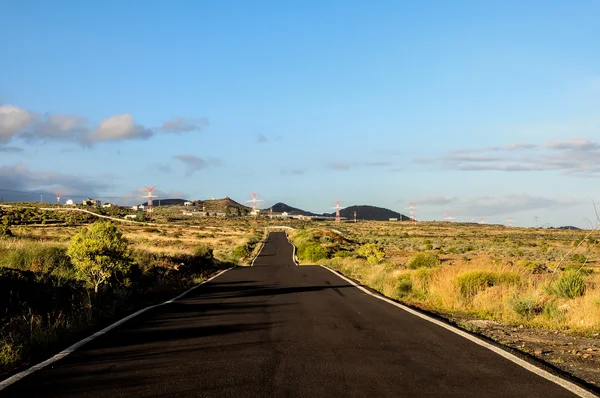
<box><xmin>334</xmin><ymin>250</ymin><xmax>352</xmax><ymax>258</ymax></box>
<box><xmin>0</xmin><ymin>245</ymin><xmax>74</xmax><ymax>278</ymax></box>
<box><xmin>456</xmin><ymin>271</ymin><xmax>521</xmax><ymax>299</ymax></box>
<box><xmin>297</xmin><ymin>242</ymin><xmax>328</xmax><ymax>263</ymax></box>
<box><xmin>545</xmin><ymin>270</ymin><xmax>586</xmax><ymax>299</ymax></box>
<box><xmin>232</xmin><ymin>245</ymin><xmax>250</xmax><ymax>260</ymax></box>
<box><xmin>507</xmin><ymin>294</ymin><xmax>541</xmax><ymax>319</ymax></box>
<box><xmin>396</xmin><ymin>273</ymin><xmax>413</xmax><ymax>296</ymax></box>
<box><xmin>357</xmin><ymin>243</ymin><xmax>385</xmax><ymax>264</ymax></box>
<box><xmin>406</xmin><ymin>253</ymin><xmax>439</xmax><ymax>269</ymax></box>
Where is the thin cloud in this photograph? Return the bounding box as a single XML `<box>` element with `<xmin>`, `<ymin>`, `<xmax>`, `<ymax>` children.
<box><xmin>160</xmin><ymin>117</ymin><xmax>209</xmax><ymax>133</ymax></box>
<box><xmin>0</xmin><ymin>146</ymin><xmax>24</xmax><ymax>153</ymax></box>
<box><xmin>365</xmin><ymin>161</ymin><xmax>393</xmax><ymax>167</ymax></box>
<box><xmin>328</xmin><ymin>160</ymin><xmax>395</xmax><ymax>170</ymax></box>
<box><xmin>417</xmin><ymin>195</ymin><xmax>457</xmax><ymax>206</ymax></box>
<box><xmin>257</xmin><ymin>134</ymin><xmax>268</xmax><ymax>143</ymax></box>
<box><xmin>174</xmin><ymin>154</ymin><xmax>220</xmax><ymax>176</ymax></box>
<box><xmin>0</xmin><ymin>164</ymin><xmax>109</xmax><ymax>197</ymax></box>
<box><xmin>153</xmin><ymin>163</ymin><xmax>172</xmax><ymax>173</ymax></box>
<box><xmin>416</xmin><ymin>136</ymin><xmax>600</xmax><ymax>178</ymax></box>
<box><xmin>281</xmin><ymin>168</ymin><xmax>305</xmax><ymax>175</ymax></box>
<box><xmin>328</xmin><ymin>162</ymin><xmax>351</xmax><ymax>170</ymax></box>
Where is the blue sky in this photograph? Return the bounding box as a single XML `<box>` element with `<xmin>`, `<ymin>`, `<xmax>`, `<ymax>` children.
<box><xmin>1</xmin><ymin>0</ymin><xmax>599</xmax><ymax>227</ymax></box>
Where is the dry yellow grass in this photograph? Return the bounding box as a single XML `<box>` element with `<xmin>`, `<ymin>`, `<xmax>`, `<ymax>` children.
<box><xmin>292</xmin><ymin>221</ymin><xmax>600</xmax><ymax>334</ymax></box>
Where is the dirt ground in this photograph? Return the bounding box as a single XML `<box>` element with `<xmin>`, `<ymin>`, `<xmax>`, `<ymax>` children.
<box><xmin>458</xmin><ymin>318</ymin><xmax>600</xmax><ymax>386</ymax></box>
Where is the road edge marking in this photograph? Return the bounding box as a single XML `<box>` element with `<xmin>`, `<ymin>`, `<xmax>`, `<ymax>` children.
<box><xmin>250</xmin><ymin>235</ymin><xmax>268</xmax><ymax>266</ymax></box>
<box><xmin>0</xmin><ymin>266</ymin><xmax>234</xmax><ymax>391</ymax></box>
<box><xmin>286</xmin><ymin>232</ymin><xmax>299</xmax><ymax>265</ymax></box>
<box><xmin>319</xmin><ymin>265</ymin><xmax>596</xmax><ymax>398</ymax></box>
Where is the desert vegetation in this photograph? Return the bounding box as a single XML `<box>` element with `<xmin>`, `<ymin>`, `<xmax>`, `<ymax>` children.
<box><xmin>0</xmin><ymin>208</ymin><xmax>263</xmax><ymax>373</ymax></box>
<box><xmin>290</xmin><ymin>221</ymin><xmax>600</xmax><ymax>334</ymax></box>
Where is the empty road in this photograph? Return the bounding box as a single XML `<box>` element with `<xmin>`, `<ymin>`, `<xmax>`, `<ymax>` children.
<box><xmin>0</xmin><ymin>232</ymin><xmax>593</xmax><ymax>397</ymax></box>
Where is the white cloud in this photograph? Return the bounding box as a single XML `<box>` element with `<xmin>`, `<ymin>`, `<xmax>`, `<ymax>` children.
<box><xmin>0</xmin><ymin>105</ymin><xmax>37</xmax><ymax>142</ymax></box>
<box><xmin>88</xmin><ymin>114</ymin><xmax>153</xmax><ymax>143</ymax></box>
<box><xmin>0</xmin><ymin>104</ymin><xmax>208</xmax><ymax>145</ymax></box>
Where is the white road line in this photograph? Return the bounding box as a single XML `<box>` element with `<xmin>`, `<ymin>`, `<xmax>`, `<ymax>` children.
<box><xmin>0</xmin><ymin>266</ymin><xmax>234</xmax><ymax>391</ymax></box>
<box><xmin>319</xmin><ymin>265</ymin><xmax>596</xmax><ymax>398</ymax></box>
<box><xmin>285</xmin><ymin>233</ymin><xmax>299</xmax><ymax>266</ymax></box>
<box><xmin>250</xmin><ymin>238</ymin><xmax>268</xmax><ymax>266</ymax></box>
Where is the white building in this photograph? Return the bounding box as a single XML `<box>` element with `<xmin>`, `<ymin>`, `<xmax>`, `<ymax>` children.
<box><xmin>65</xmin><ymin>199</ymin><xmax>75</xmax><ymax>206</ymax></box>
<box><xmin>184</xmin><ymin>201</ymin><xmax>193</xmax><ymax>206</ymax></box>
<box><xmin>124</xmin><ymin>214</ymin><xmax>137</xmax><ymax>219</ymax></box>
<box><xmin>102</xmin><ymin>203</ymin><xmax>113</xmax><ymax>208</ymax></box>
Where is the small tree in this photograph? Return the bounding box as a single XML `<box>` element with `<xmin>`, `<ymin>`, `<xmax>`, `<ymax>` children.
<box><xmin>0</xmin><ymin>207</ymin><xmax>13</xmax><ymax>237</ymax></box>
<box><xmin>357</xmin><ymin>243</ymin><xmax>385</xmax><ymax>264</ymax></box>
<box><xmin>67</xmin><ymin>221</ymin><xmax>133</xmax><ymax>293</ymax></box>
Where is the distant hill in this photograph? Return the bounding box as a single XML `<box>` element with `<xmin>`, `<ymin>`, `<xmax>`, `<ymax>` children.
<box><xmin>268</xmin><ymin>202</ymin><xmax>317</xmax><ymax>216</ymax></box>
<box><xmin>325</xmin><ymin>205</ymin><xmax>410</xmax><ymax>221</ymax></box>
<box><xmin>557</xmin><ymin>226</ymin><xmax>581</xmax><ymax>230</ymax></box>
<box><xmin>143</xmin><ymin>198</ymin><xmax>188</xmax><ymax>207</ymax></box>
<box><xmin>199</xmin><ymin>197</ymin><xmax>252</xmax><ymax>215</ymax></box>
<box><xmin>143</xmin><ymin>197</ymin><xmax>252</xmax><ymax>215</ymax></box>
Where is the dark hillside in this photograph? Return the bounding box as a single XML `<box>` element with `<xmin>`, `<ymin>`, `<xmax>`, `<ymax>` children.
<box><xmin>268</xmin><ymin>202</ymin><xmax>317</xmax><ymax>216</ymax></box>
<box><xmin>325</xmin><ymin>205</ymin><xmax>410</xmax><ymax>221</ymax></box>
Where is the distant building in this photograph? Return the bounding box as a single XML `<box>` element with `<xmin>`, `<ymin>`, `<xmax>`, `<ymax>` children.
<box><xmin>124</xmin><ymin>214</ymin><xmax>137</xmax><ymax>219</ymax></box>
<box><xmin>82</xmin><ymin>198</ymin><xmax>101</xmax><ymax>207</ymax></box>
<box><xmin>65</xmin><ymin>199</ymin><xmax>75</xmax><ymax>206</ymax></box>
<box><xmin>216</xmin><ymin>212</ymin><xmax>226</xmax><ymax>217</ymax></box>
<box><xmin>389</xmin><ymin>218</ymin><xmax>398</xmax><ymax>221</ymax></box>
<box><xmin>184</xmin><ymin>201</ymin><xmax>193</xmax><ymax>206</ymax></box>
<box><xmin>102</xmin><ymin>203</ymin><xmax>114</xmax><ymax>208</ymax></box>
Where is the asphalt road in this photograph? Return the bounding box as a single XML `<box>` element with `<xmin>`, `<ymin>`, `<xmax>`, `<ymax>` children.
<box><xmin>0</xmin><ymin>232</ymin><xmax>589</xmax><ymax>397</ymax></box>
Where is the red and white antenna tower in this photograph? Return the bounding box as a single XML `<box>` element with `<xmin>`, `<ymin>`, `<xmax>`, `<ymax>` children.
<box><xmin>332</xmin><ymin>201</ymin><xmax>342</xmax><ymax>222</ymax></box>
<box><xmin>405</xmin><ymin>202</ymin><xmax>417</xmax><ymax>223</ymax></box>
<box><xmin>245</xmin><ymin>193</ymin><xmax>264</xmax><ymax>216</ymax></box>
<box><xmin>446</xmin><ymin>212</ymin><xmax>455</xmax><ymax>222</ymax></box>
<box><xmin>507</xmin><ymin>216</ymin><xmax>513</xmax><ymax>227</ymax></box>
<box><xmin>270</xmin><ymin>206</ymin><xmax>273</xmax><ymax>219</ymax></box>
<box><xmin>56</xmin><ymin>192</ymin><xmax>61</xmax><ymax>206</ymax></box>
<box><xmin>143</xmin><ymin>186</ymin><xmax>157</xmax><ymax>216</ymax></box>
<box><xmin>480</xmin><ymin>217</ymin><xmax>485</xmax><ymax>224</ymax></box>
<box><xmin>354</xmin><ymin>210</ymin><xmax>357</xmax><ymax>223</ymax></box>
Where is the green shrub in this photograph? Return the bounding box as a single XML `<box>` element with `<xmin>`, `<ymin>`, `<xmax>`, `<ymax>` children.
<box><xmin>298</xmin><ymin>242</ymin><xmax>328</xmax><ymax>263</ymax></box>
<box><xmin>396</xmin><ymin>274</ymin><xmax>413</xmax><ymax>296</ymax></box>
<box><xmin>456</xmin><ymin>271</ymin><xmax>521</xmax><ymax>299</ymax></box>
<box><xmin>571</xmin><ymin>254</ymin><xmax>587</xmax><ymax>264</ymax></box>
<box><xmin>334</xmin><ymin>250</ymin><xmax>352</xmax><ymax>258</ymax></box>
<box><xmin>193</xmin><ymin>245</ymin><xmax>214</xmax><ymax>262</ymax></box>
<box><xmin>545</xmin><ymin>270</ymin><xmax>586</xmax><ymax>299</ymax></box>
<box><xmin>2</xmin><ymin>246</ymin><xmax>72</xmax><ymax>276</ymax></box>
<box><xmin>232</xmin><ymin>245</ymin><xmax>250</xmax><ymax>260</ymax></box>
<box><xmin>542</xmin><ymin>302</ymin><xmax>566</xmax><ymax>324</ymax></box>
<box><xmin>406</xmin><ymin>253</ymin><xmax>439</xmax><ymax>269</ymax></box>
<box><xmin>508</xmin><ymin>295</ymin><xmax>540</xmax><ymax>319</ymax></box>
<box><xmin>357</xmin><ymin>243</ymin><xmax>385</xmax><ymax>264</ymax></box>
